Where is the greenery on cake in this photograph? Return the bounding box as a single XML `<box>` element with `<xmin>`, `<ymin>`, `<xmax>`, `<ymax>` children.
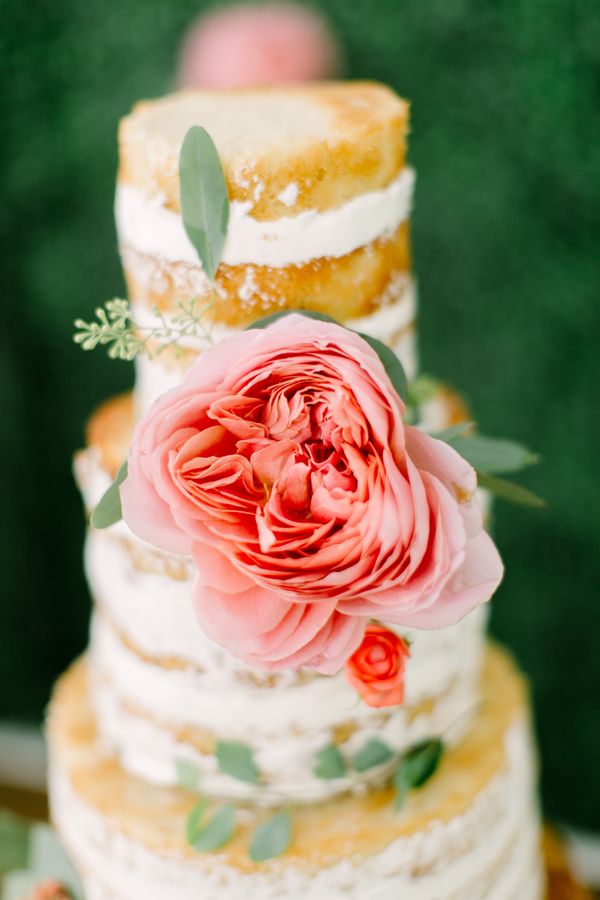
<box><xmin>179</xmin><ymin>126</ymin><xmax>230</xmax><ymax>284</ymax></box>
<box><xmin>74</xmin><ymin>297</ymin><xmax>216</xmax><ymax>362</ymax></box>
<box><xmin>216</xmin><ymin>740</ymin><xmax>261</xmax><ymax>784</ymax></box>
<box><xmin>177</xmin><ymin>733</ymin><xmax>444</xmax><ymax>860</ymax></box>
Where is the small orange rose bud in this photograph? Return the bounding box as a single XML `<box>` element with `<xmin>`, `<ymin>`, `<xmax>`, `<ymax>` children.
<box><xmin>345</xmin><ymin>625</ymin><xmax>410</xmax><ymax>708</ymax></box>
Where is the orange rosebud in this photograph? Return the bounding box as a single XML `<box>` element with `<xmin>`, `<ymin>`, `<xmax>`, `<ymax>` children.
<box><xmin>345</xmin><ymin>625</ymin><xmax>410</xmax><ymax>708</ymax></box>
<box><xmin>27</xmin><ymin>882</ymin><xmax>71</xmax><ymax>900</ymax></box>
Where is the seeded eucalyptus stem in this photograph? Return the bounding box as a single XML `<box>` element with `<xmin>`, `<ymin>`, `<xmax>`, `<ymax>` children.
<box><xmin>73</xmin><ymin>296</ymin><xmax>217</xmax><ymax>361</ymax></box>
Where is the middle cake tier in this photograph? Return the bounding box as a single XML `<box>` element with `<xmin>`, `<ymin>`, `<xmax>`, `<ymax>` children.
<box><xmin>76</xmin><ymin>391</ymin><xmax>488</xmax><ymax>807</ymax></box>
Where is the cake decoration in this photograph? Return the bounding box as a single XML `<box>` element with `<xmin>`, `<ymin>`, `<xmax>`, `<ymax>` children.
<box><xmin>248</xmin><ymin>809</ymin><xmax>292</xmax><ymax>862</ymax></box>
<box><xmin>116</xmin><ymin>313</ymin><xmax>503</xmax><ymax>673</ymax></box>
<box><xmin>393</xmin><ymin>738</ymin><xmax>444</xmax><ymax>810</ymax></box>
<box><xmin>179</xmin><ymin>125</ymin><xmax>230</xmax><ymax>283</ymax></box>
<box><xmin>74</xmin><ymin>296</ymin><xmax>217</xmax><ymax>363</ymax></box>
<box><xmin>345</xmin><ymin>625</ymin><xmax>411</xmax><ymax>708</ymax></box>
<box><xmin>186</xmin><ymin>799</ymin><xmax>236</xmax><ymax>853</ymax></box>
<box><xmin>50</xmin><ymin>83</ymin><xmax>549</xmax><ymax>896</ymax></box>
<box><xmin>179</xmin><ymin>733</ymin><xmax>445</xmax><ymax>859</ymax></box>
<box><xmin>216</xmin><ymin>740</ymin><xmax>261</xmax><ymax>784</ymax></box>
<box><xmin>313</xmin><ymin>743</ymin><xmax>347</xmax><ymax>780</ymax></box>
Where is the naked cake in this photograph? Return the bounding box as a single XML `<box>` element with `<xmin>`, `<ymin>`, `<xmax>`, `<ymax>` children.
<box><xmin>48</xmin><ymin>81</ymin><xmax>547</xmax><ymax>899</ymax></box>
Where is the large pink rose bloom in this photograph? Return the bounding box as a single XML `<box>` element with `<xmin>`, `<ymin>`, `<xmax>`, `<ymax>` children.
<box><xmin>121</xmin><ymin>316</ymin><xmax>503</xmax><ymax>673</ymax></box>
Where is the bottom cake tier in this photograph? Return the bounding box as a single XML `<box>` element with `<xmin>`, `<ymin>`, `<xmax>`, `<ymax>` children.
<box><xmin>47</xmin><ymin>645</ymin><xmax>545</xmax><ymax>900</ymax></box>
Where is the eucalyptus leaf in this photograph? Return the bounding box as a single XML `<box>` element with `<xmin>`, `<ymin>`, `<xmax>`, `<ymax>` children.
<box><xmin>351</xmin><ymin>738</ymin><xmax>393</xmax><ymax>773</ymax></box>
<box><xmin>406</xmin><ymin>373</ymin><xmax>440</xmax><ymax>408</ymax></box>
<box><xmin>314</xmin><ymin>744</ymin><xmax>347</xmax><ymax>780</ymax></box>
<box><xmin>476</xmin><ymin>471</ymin><xmax>546</xmax><ymax>508</ymax></box>
<box><xmin>249</xmin><ymin>810</ymin><xmax>292</xmax><ymax>862</ymax></box>
<box><xmin>448</xmin><ymin>434</ymin><xmax>539</xmax><ymax>474</ymax></box>
<box><xmin>0</xmin><ymin>810</ymin><xmax>29</xmax><ymax>871</ymax></box>
<box><xmin>216</xmin><ymin>740</ymin><xmax>260</xmax><ymax>784</ymax></box>
<box><xmin>179</xmin><ymin>126</ymin><xmax>229</xmax><ymax>282</ymax></box>
<box><xmin>193</xmin><ymin>804</ymin><xmax>236</xmax><ymax>853</ymax></box>
<box><xmin>430</xmin><ymin>422</ymin><xmax>475</xmax><ymax>442</ymax></box>
<box><xmin>176</xmin><ymin>759</ymin><xmax>201</xmax><ymax>791</ymax></box>
<box><xmin>185</xmin><ymin>797</ymin><xmax>208</xmax><ymax>846</ymax></box>
<box><xmin>399</xmin><ymin>738</ymin><xmax>444</xmax><ymax>789</ymax></box>
<box><xmin>90</xmin><ymin>460</ymin><xmax>127</xmax><ymax>529</ymax></box>
<box><xmin>358</xmin><ymin>332</ymin><xmax>408</xmax><ymax>402</ymax></box>
<box><xmin>393</xmin><ymin>768</ymin><xmax>409</xmax><ymax>812</ymax></box>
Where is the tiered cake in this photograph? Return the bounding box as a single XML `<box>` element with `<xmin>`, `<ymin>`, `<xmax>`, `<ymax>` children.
<box><xmin>47</xmin><ymin>83</ymin><xmax>545</xmax><ymax>899</ymax></box>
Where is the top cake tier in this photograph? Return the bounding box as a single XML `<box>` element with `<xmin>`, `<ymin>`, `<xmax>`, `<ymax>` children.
<box><xmin>116</xmin><ymin>82</ymin><xmax>414</xmax><ymax>328</ymax></box>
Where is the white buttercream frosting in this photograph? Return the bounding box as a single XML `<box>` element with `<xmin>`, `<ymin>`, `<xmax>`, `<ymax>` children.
<box><xmin>85</xmin><ymin>528</ymin><xmax>485</xmax><ymax>689</ymax></box>
<box><xmin>87</xmin><ymin>602</ymin><xmax>485</xmax><ymax>803</ymax></box>
<box><xmin>115</xmin><ymin>168</ymin><xmax>415</xmax><ymax>270</ymax></box>
<box><xmin>50</xmin><ymin>718</ymin><xmax>544</xmax><ymax>900</ymax></box>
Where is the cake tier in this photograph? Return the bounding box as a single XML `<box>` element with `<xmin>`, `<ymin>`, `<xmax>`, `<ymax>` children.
<box><xmin>47</xmin><ymin>646</ymin><xmax>544</xmax><ymax>900</ymax></box>
<box><xmin>75</xmin><ymin>390</ymin><xmax>483</xmax><ymax>805</ymax></box>
<box><xmin>116</xmin><ymin>84</ymin><xmax>415</xmax><ymax>411</ymax></box>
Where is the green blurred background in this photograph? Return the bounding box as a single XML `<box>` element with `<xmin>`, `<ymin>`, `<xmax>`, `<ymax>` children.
<box><xmin>1</xmin><ymin>0</ymin><xmax>599</xmax><ymax>830</ymax></box>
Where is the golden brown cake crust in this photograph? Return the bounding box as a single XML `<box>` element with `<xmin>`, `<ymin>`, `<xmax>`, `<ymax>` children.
<box><xmin>543</xmin><ymin>830</ymin><xmax>594</xmax><ymax>900</ymax></box>
<box><xmin>84</xmin><ymin>392</ymin><xmax>133</xmax><ymax>478</ymax></box>
<box><xmin>118</xmin><ymin>82</ymin><xmax>410</xmax><ymax>220</ymax></box>
<box><xmin>122</xmin><ymin>221</ymin><xmax>411</xmax><ymax>326</ymax></box>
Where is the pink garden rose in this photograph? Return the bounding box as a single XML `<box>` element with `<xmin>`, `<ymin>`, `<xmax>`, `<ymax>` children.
<box><xmin>121</xmin><ymin>315</ymin><xmax>503</xmax><ymax>673</ymax></box>
<box><xmin>177</xmin><ymin>3</ymin><xmax>340</xmax><ymax>90</ymax></box>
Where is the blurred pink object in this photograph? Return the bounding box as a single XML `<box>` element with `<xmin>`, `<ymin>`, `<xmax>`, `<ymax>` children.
<box><xmin>177</xmin><ymin>2</ymin><xmax>341</xmax><ymax>89</ymax></box>
<box><xmin>26</xmin><ymin>881</ymin><xmax>71</xmax><ymax>900</ymax></box>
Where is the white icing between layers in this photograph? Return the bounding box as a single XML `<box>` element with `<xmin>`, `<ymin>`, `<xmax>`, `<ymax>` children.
<box><xmin>115</xmin><ymin>169</ymin><xmax>415</xmax><ymax>270</ymax></box>
<box><xmin>88</xmin><ymin>608</ymin><xmax>484</xmax><ymax>804</ymax></box>
<box><xmin>132</xmin><ymin>281</ymin><xmax>418</xmax><ymax>414</ymax></box>
<box><xmin>85</xmin><ymin>528</ymin><xmax>486</xmax><ymax>696</ymax></box>
<box><xmin>49</xmin><ymin>720</ymin><xmax>545</xmax><ymax>900</ymax></box>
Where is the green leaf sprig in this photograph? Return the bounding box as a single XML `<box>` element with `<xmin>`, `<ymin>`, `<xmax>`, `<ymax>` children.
<box><xmin>90</xmin><ymin>461</ymin><xmax>127</xmax><ymax>529</ymax></box>
<box><xmin>186</xmin><ymin>799</ymin><xmax>236</xmax><ymax>852</ymax></box>
<box><xmin>393</xmin><ymin>739</ymin><xmax>443</xmax><ymax>811</ymax></box>
<box><xmin>313</xmin><ymin>736</ymin><xmax>444</xmax><ymax>813</ymax></box>
<box><xmin>74</xmin><ymin>297</ymin><xmax>216</xmax><ymax>362</ymax></box>
<box><xmin>430</xmin><ymin>424</ymin><xmax>544</xmax><ymax>508</ymax></box>
<box><xmin>313</xmin><ymin>744</ymin><xmax>347</xmax><ymax>780</ymax></box>
<box><xmin>179</xmin><ymin>126</ymin><xmax>230</xmax><ymax>282</ymax></box>
<box><xmin>216</xmin><ymin>741</ymin><xmax>260</xmax><ymax>784</ymax></box>
<box><xmin>176</xmin><ymin>758</ymin><xmax>201</xmax><ymax>791</ymax></box>
<box><xmin>351</xmin><ymin>738</ymin><xmax>394</xmax><ymax>773</ymax></box>
<box><xmin>249</xmin><ymin>810</ymin><xmax>292</xmax><ymax>862</ymax></box>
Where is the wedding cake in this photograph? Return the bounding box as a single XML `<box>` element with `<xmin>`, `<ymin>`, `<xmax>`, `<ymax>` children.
<box><xmin>47</xmin><ymin>82</ymin><xmax>545</xmax><ymax>899</ymax></box>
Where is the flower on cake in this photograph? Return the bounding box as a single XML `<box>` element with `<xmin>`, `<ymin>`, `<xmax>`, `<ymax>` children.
<box><xmin>121</xmin><ymin>314</ymin><xmax>503</xmax><ymax>673</ymax></box>
<box><xmin>26</xmin><ymin>882</ymin><xmax>72</xmax><ymax>900</ymax></box>
<box><xmin>345</xmin><ymin>625</ymin><xmax>411</xmax><ymax>708</ymax></box>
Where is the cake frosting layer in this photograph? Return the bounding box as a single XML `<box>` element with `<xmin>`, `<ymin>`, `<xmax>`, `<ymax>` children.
<box><xmin>48</xmin><ymin>647</ymin><xmax>545</xmax><ymax>900</ymax></box>
<box><xmin>121</xmin><ymin>219</ymin><xmax>411</xmax><ymax>326</ymax></box>
<box><xmin>116</xmin><ymin>168</ymin><xmax>414</xmax><ymax>269</ymax></box>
